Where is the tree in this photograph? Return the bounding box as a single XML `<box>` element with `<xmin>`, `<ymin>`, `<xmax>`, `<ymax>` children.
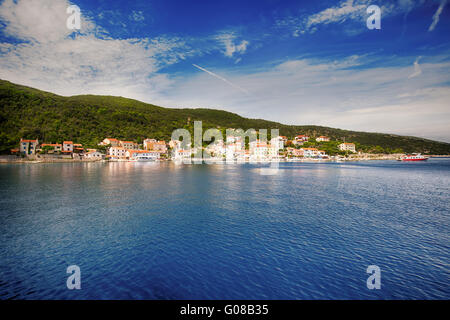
<box><xmin>40</xmin><ymin>145</ymin><xmax>54</xmax><ymax>154</ymax></box>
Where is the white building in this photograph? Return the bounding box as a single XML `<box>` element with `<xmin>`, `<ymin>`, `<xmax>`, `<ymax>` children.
<box><xmin>173</xmin><ymin>149</ymin><xmax>191</xmax><ymax>160</ymax></box>
<box><xmin>301</xmin><ymin>148</ymin><xmax>319</xmax><ymax>158</ymax></box>
<box><xmin>119</xmin><ymin>141</ymin><xmax>139</xmax><ymax>150</ymax></box>
<box><xmin>338</xmin><ymin>143</ymin><xmax>356</xmax><ymax>153</ymax></box>
<box><xmin>62</xmin><ymin>141</ymin><xmax>73</xmax><ymax>153</ymax></box>
<box><xmin>84</xmin><ymin>151</ymin><xmax>104</xmax><ymax>160</ymax></box>
<box><xmin>292</xmin><ymin>135</ymin><xmax>309</xmax><ymax>146</ymax></box>
<box><xmin>270</xmin><ymin>136</ymin><xmax>285</xmax><ymax>150</ymax></box>
<box><xmin>249</xmin><ymin>140</ymin><xmax>268</xmax><ymax>160</ymax></box>
<box><xmin>143</xmin><ymin>139</ymin><xmax>157</xmax><ymax>150</ymax></box>
<box><xmin>205</xmin><ymin>140</ymin><xmax>226</xmax><ymax>158</ymax></box>
<box><xmin>226</xmin><ymin>143</ymin><xmax>244</xmax><ymax>161</ymax></box>
<box><xmin>109</xmin><ymin>147</ymin><xmax>127</xmax><ymax>158</ymax></box>
<box><xmin>19</xmin><ymin>138</ymin><xmax>39</xmax><ymax>156</ymax></box>
<box><xmin>316</xmin><ymin>136</ymin><xmax>330</xmax><ymax>142</ymax></box>
<box><xmin>99</xmin><ymin>138</ymin><xmax>120</xmax><ymax>147</ymax></box>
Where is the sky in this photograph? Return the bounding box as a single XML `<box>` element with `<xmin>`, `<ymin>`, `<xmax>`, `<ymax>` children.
<box><xmin>0</xmin><ymin>0</ymin><xmax>449</xmax><ymax>142</ymax></box>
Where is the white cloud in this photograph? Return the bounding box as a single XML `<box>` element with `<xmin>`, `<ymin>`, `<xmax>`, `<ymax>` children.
<box><xmin>215</xmin><ymin>32</ymin><xmax>249</xmax><ymax>58</ymax></box>
<box><xmin>306</xmin><ymin>0</ymin><xmax>369</xmax><ymax>28</ymax></box>
<box><xmin>0</xmin><ymin>0</ymin><xmax>96</xmax><ymax>43</ymax></box>
<box><xmin>158</xmin><ymin>56</ymin><xmax>450</xmax><ymax>142</ymax></box>
<box><xmin>0</xmin><ymin>0</ymin><xmax>194</xmax><ymax>102</ymax></box>
<box><xmin>277</xmin><ymin>0</ymin><xmax>425</xmax><ymax>36</ymax></box>
<box><xmin>1</xmin><ymin>0</ymin><xmax>449</xmax><ymax>143</ymax></box>
<box><xmin>428</xmin><ymin>0</ymin><xmax>447</xmax><ymax>31</ymax></box>
<box><xmin>408</xmin><ymin>56</ymin><xmax>422</xmax><ymax>78</ymax></box>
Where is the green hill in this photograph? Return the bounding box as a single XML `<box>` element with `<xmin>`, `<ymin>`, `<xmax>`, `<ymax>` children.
<box><xmin>0</xmin><ymin>79</ymin><xmax>449</xmax><ymax>154</ymax></box>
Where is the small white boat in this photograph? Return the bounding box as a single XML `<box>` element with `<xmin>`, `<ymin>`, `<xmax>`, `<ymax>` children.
<box><xmin>135</xmin><ymin>155</ymin><xmax>157</xmax><ymax>162</ymax></box>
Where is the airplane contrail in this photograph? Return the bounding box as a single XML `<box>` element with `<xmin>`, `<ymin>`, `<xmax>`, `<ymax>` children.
<box><xmin>192</xmin><ymin>64</ymin><xmax>249</xmax><ymax>94</ymax></box>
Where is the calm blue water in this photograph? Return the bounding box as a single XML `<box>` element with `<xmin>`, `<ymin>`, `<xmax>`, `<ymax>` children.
<box><xmin>0</xmin><ymin>159</ymin><xmax>449</xmax><ymax>299</ymax></box>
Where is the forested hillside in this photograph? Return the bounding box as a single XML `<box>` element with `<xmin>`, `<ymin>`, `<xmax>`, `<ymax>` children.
<box><xmin>1</xmin><ymin>79</ymin><xmax>449</xmax><ymax>154</ymax></box>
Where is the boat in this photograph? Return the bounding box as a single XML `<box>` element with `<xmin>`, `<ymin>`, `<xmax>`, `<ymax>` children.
<box><xmin>135</xmin><ymin>155</ymin><xmax>157</xmax><ymax>162</ymax></box>
<box><xmin>399</xmin><ymin>153</ymin><xmax>428</xmax><ymax>161</ymax></box>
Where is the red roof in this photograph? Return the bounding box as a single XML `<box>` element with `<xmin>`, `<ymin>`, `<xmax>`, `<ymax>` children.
<box><xmin>41</xmin><ymin>143</ymin><xmax>62</xmax><ymax>147</ymax></box>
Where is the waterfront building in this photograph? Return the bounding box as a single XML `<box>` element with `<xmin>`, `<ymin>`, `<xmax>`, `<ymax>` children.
<box><xmin>143</xmin><ymin>139</ymin><xmax>156</xmax><ymax>150</ymax></box>
<box><xmin>292</xmin><ymin>148</ymin><xmax>304</xmax><ymax>157</ymax></box>
<box><xmin>301</xmin><ymin>147</ymin><xmax>319</xmax><ymax>158</ymax></box>
<box><xmin>19</xmin><ymin>138</ymin><xmax>39</xmax><ymax>156</ymax></box>
<box><xmin>173</xmin><ymin>149</ymin><xmax>191</xmax><ymax>160</ymax></box>
<box><xmin>144</xmin><ymin>139</ymin><xmax>168</xmax><ymax>154</ymax></box>
<box><xmin>338</xmin><ymin>143</ymin><xmax>356</xmax><ymax>153</ymax></box>
<box><xmin>84</xmin><ymin>151</ymin><xmax>105</xmax><ymax>160</ymax></box>
<box><xmin>109</xmin><ymin>147</ymin><xmax>127</xmax><ymax>158</ymax></box>
<box><xmin>270</xmin><ymin>136</ymin><xmax>285</xmax><ymax>150</ymax></box>
<box><xmin>62</xmin><ymin>141</ymin><xmax>74</xmax><ymax>153</ymax></box>
<box><xmin>119</xmin><ymin>141</ymin><xmax>139</xmax><ymax>150</ymax></box>
<box><xmin>249</xmin><ymin>140</ymin><xmax>268</xmax><ymax>161</ymax></box>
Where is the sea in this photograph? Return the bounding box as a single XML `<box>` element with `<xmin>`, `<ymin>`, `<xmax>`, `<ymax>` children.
<box><xmin>0</xmin><ymin>159</ymin><xmax>449</xmax><ymax>299</ymax></box>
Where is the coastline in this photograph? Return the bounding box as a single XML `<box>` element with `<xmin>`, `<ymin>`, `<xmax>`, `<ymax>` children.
<box><xmin>1</xmin><ymin>155</ymin><xmax>449</xmax><ymax>164</ymax></box>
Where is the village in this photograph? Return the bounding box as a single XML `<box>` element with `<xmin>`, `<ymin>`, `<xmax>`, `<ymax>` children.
<box><xmin>13</xmin><ymin>134</ymin><xmax>360</xmax><ymax>162</ymax></box>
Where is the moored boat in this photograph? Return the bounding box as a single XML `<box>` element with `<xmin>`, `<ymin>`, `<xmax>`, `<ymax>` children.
<box><xmin>399</xmin><ymin>153</ymin><xmax>428</xmax><ymax>161</ymax></box>
<box><xmin>135</xmin><ymin>155</ymin><xmax>157</xmax><ymax>161</ymax></box>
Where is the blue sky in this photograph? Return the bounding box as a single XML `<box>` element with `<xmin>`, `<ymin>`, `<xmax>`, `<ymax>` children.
<box><xmin>0</xmin><ymin>0</ymin><xmax>449</xmax><ymax>141</ymax></box>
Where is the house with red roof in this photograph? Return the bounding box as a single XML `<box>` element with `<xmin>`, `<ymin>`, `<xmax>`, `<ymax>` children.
<box><xmin>99</xmin><ymin>138</ymin><xmax>120</xmax><ymax>147</ymax></box>
<box><xmin>62</xmin><ymin>141</ymin><xmax>74</xmax><ymax>153</ymax></box>
<box><xmin>19</xmin><ymin>138</ymin><xmax>39</xmax><ymax>156</ymax></box>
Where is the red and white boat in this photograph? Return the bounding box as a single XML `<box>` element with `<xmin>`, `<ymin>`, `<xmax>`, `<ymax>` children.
<box><xmin>400</xmin><ymin>153</ymin><xmax>428</xmax><ymax>161</ymax></box>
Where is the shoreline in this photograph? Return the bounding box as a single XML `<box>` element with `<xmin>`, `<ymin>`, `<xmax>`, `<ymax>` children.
<box><xmin>1</xmin><ymin>155</ymin><xmax>449</xmax><ymax>164</ymax></box>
